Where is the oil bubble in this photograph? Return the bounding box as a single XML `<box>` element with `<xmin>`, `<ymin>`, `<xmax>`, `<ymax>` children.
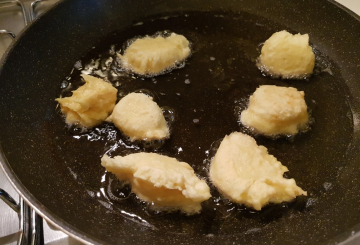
<box><xmin>201</xmin><ymin>195</ymin><xmax>236</xmax><ymax>220</ymax></box>
<box><xmin>203</xmin><ymin>138</ymin><xmax>223</xmax><ymax>169</ymax></box>
<box><xmin>74</xmin><ymin>60</ymin><xmax>83</xmax><ymax>70</ymax></box>
<box><xmin>323</xmin><ymin>182</ymin><xmax>333</xmax><ymax>191</ymax></box>
<box><xmin>209</xmin><ymin>139</ymin><xmax>222</xmax><ymax>153</ymax></box>
<box><xmin>109</xmin><ymin>45</ymin><xmax>116</xmax><ymax>55</ymax></box>
<box><xmin>66</xmin><ymin>124</ymin><xmax>90</xmax><ymax>135</ymax></box>
<box><xmin>60</xmin><ymin>80</ymin><xmax>69</xmax><ymax>89</ymax></box>
<box><xmin>161</xmin><ymin>106</ymin><xmax>177</xmax><ymax>123</ymax></box>
<box><xmin>305</xmin><ymin>198</ymin><xmax>317</xmax><ymax>208</ymax></box>
<box><xmin>105</xmin><ymin>173</ymin><xmax>131</xmax><ymax>202</ymax></box>
<box><xmin>141</xmin><ymin>139</ymin><xmax>166</xmax><ymax>150</ymax></box>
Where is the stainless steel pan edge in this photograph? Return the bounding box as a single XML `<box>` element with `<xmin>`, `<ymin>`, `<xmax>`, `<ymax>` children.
<box><xmin>0</xmin><ymin>148</ymin><xmax>99</xmax><ymax>244</ymax></box>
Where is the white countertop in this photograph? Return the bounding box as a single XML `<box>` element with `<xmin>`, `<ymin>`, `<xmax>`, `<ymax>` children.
<box><xmin>336</xmin><ymin>0</ymin><xmax>360</xmax><ymax>16</ymax></box>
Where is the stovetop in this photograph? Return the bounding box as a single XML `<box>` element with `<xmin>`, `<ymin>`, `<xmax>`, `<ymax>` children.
<box><xmin>0</xmin><ymin>0</ymin><xmax>359</xmax><ymax>244</ymax></box>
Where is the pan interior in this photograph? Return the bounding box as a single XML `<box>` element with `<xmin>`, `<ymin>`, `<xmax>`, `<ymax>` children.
<box><xmin>53</xmin><ymin>11</ymin><xmax>357</xmax><ymax>242</ymax></box>
<box><xmin>1</xmin><ymin>2</ymin><xmax>360</xmax><ymax>245</ymax></box>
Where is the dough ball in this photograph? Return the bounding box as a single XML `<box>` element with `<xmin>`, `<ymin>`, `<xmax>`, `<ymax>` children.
<box><xmin>107</xmin><ymin>93</ymin><xmax>169</xmax><ymax>141</ymax></box>
<box><xmin>258</xmin><ymin>30</ymin><xmax>315</xmax><ymax>79</ymax></box>
<box><xmin>241</xmin><ymin>85</ymin><xmax>309</xmax><ymax>136</ymax></box>
<box><xmin>101</xmin><ymin>153</ymin><xmax>211</xmax><ymax>214</ymax></box>
<box><xmin>209</xmin><ymin>132</ymin><xmax>307</xmax><ymax>210</ymax></box>
<box><xmin>119</xmin><ymin>33</ymin><xmax>190</xmax><ymax>76</ymax></box>
<box><xmin>56</xmin><ymin>75</ymin><xmax>117</xmax><ymax>128</ymax></box>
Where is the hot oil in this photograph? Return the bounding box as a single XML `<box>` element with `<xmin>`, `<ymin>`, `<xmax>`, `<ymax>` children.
<box><xmin>56</xmin><ymin>11</ymin><xmax>353</xmax><ymax>235</ymax></box>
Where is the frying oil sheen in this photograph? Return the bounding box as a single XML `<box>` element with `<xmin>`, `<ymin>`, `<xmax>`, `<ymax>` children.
<box><xmin>57</xmin><ymin>11</ymin><xmax>353</xmax><ymax>234</ymax></box>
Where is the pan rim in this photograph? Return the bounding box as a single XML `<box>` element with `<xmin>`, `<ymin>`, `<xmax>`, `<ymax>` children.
<box><xmin>328</xmin><ymin>0</ymin><xmax>360</xmax><ymax>21</ymax></box>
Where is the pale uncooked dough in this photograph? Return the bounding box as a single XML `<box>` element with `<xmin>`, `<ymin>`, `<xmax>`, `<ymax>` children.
<box><xmin>241</xmin><ymin>85</ymin><xmax>309</xmax><ymax>136</ymax></box>
<box><xmin>101</xmin><ymin>153</ymin><xmax>211</xmax><ymax>214</ymax></box>
<box><xmin>209</xmin><ymin>132</ymin><xmax>307</xmax><ymax>210</ymax></box>
<box><xmin>56</xmin><ymin>75</ymin><xmax>117</xmax><ymax>128</ymax></box>
<box><xmin>258</xmin><ymin>30</ymin><xmax>315</xmax><ymax>78</ymax></box>
<box><xmin>107</xmin><ymin>93</ymin><xmax>169</xmax><ymax>141</ymax></box>
<box><xmin>118</xmin><ymin>33</ymin><xmax>191</xmax><ymax>75</ymax></box>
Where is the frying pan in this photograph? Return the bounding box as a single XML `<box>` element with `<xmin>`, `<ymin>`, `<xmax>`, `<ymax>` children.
<box><xmin>1</xmin><ymin>0</ymin><xmax>360</xmax><ymax>244</ymax></box>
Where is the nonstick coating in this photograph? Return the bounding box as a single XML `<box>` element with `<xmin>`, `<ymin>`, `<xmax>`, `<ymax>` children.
<box><xmin>1</xmin><ymin>0</ymin><xmax>360</xmax><ymax>244</ymax></box>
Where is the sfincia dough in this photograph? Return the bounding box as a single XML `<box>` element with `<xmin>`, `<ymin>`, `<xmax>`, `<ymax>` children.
<box><xmin>56</xmin><ymin>75</ymin><xmax>117</xmax><ymax>128</ymax></box>
<box><xmin>101</xmin><ymin>153</ymin><xmax>211</xmax><ymax>214</ymax></box>
<box><xmin>240</xmin><ymin>85</ymin><xmax>309</xmax><ymax>136</ymax></box>
<box><xmin>209</xmin><ymin>132</ymin><xmax>307</xmax><ymax>210</ymax></box>
<box><xmin>258</xmin><ymin>30</ymin><xmax>315</xmax><ymax>78</ymax></box>
<box><xmin>107</xmin><ymin>93</ymin><xmax>169</xmax><ymax>141</ymax></box>
<box><xmin>118</xmin><ymin>33</ymin><xmax>191</xmax><ymax>76</ymax></box>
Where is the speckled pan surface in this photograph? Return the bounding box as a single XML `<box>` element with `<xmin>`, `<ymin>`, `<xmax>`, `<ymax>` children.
<box><xmin>0</xmin><ymin>0</ymin><xmax>360</xmax><ymax>244</ymax></box>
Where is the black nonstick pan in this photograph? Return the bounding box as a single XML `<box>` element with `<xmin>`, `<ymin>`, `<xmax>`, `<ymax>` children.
<box><xmin>1</xmin><ymin>0</ymin><xmax>360</xmax><ymax>244</ymax></box>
